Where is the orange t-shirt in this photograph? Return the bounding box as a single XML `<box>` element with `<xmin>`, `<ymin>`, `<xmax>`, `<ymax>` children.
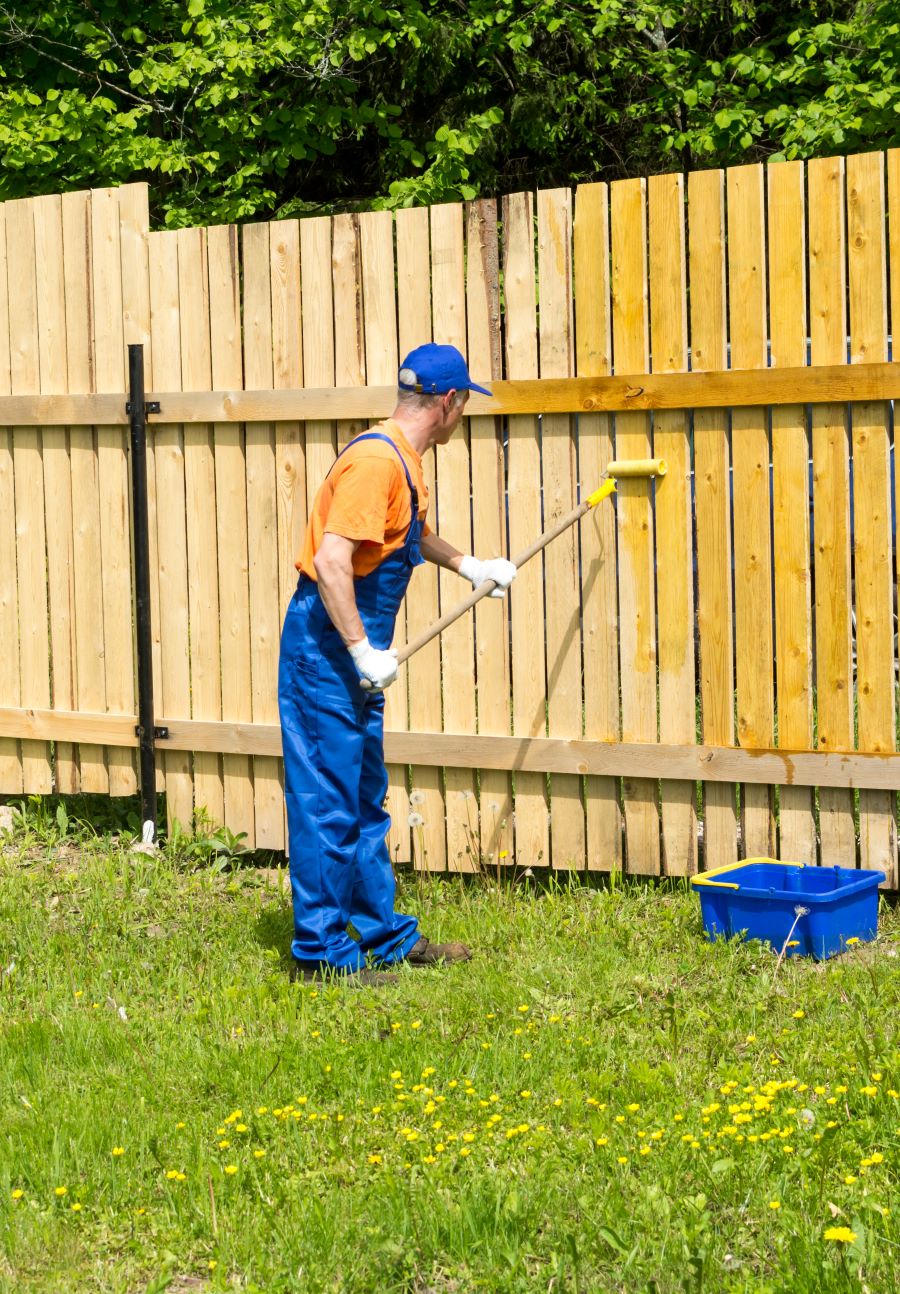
<box><xmin>297</xmin><ymin>421</ymin><xmax>432</xmax><ymax>580</ymax></box>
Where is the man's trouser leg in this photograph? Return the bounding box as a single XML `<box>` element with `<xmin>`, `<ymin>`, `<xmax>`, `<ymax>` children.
<box><xmin>348</xmin><ymin>692</ymin><xmax>419</xmax><ymax>965</ymax></box>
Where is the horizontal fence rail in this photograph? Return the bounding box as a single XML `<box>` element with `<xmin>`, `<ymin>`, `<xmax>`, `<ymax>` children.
<box><xmin>1</xmin><ymin>362</ymin><xmax>900</xmax><ymax>424</ymax></box>
<box><xmin>0</xmin><ymin>155</ymin><xmax>898</xmax><ymax>882</ymax></box>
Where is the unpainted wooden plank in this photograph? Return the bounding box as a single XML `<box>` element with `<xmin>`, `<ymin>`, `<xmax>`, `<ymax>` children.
<box><xmin>272</xmin><ymin>218</ymin><xmax>306</xmax><ymax>619</ymax></box>
<box><xmin>502</xmin><ymin>191</ymin><xmax>550</xmax><ymax>868</ymax></box>
<box><xmin>148</xmin><ymin>229</ymin><xmax>194</xmax><ymax>829</ymax></box>
<box><xmin>61</xmin><ymin>190</ymin><xmax>107</xmax><ymax>793</ymax></box>
<box><xmin>847</xmin><ymin>150</ymin><xmax>897</xmax><ymax>882</ymax></box>
<box><xmin>430</xmin><ymin>202</ymin><xmax>480</xmax><ymax>871</ymax></box>
<box><xmin>177</xmin><ymin>226</ymin><xmax>224</xmax><ymax>826</ymax></box>
<box><xmin>7</xmin><ymin>198</ymin><xmax>52</xmax><ymax>792</ymax></box>
<box><xmin>687</xmin><ymin>169</ymin><xmax>737</xmax><ymax>869</ymax></box>
<box><xmin>208</xmin><ymin>223</ymin><xmax>254</xmax><ymax>843</ymax></box>
<box><xmin>91</xmin><ymin>187</ymin><xmax>136</xmax><ymax>796</ymax></box>
<box><xmin>767</xmin><ymin>160</ymin><xmax>816</xmax><ymax>864</ymax></box>
<box><xmin>358</xmin><ymin>209</ymin><xmax>410</xmax><ymax>868</ymax></box>
<box><xmin>537</xmin><ymin>188</ymin><xmax>585</xmax><ymax>870</ymax></box>
<box><xmin>573</xmin><ymin>181</ymin><xmax>621</xmax><ymax>873</ymax></box>
<box><xmin>726</xmin><ymin>163</ymin><xmax>775</xmax><ymax>856</ymax></box>
<box><xmin>242</xmin><ymin>222</ymin><xmax>285</xmax><ymax>849</ymax></box>
<box><xmin>648</xmin><ymin>172</ymin><xmax>697</xmax><ymax>875</ymax></box>
<box><xmin>396</xmin><ymin>204</ymin><xmax>446</xmax><ymax>873</ymax></box>
<box><xmin>610</xmin><ymin>178</ymin><xmax>659</xmax><ymax>875</ymax></box>
<box><xmin>118</xmin><ymin>183</ymin><xmax>161</xmax><ymax>795</ymax></box>
<box><xmin>466</xmin><ymin>198</ymin><xmax>513</xmax><ymax>872</ymax></box>
<box><xmin>33</xmin><ymin>193</ymin><xmax>77</xmax><ymax>793</ymax></box>
<box><xmin>0</xmin><ymin>204</ymin><xmax>21</xmax><ymax>792</ymax></box>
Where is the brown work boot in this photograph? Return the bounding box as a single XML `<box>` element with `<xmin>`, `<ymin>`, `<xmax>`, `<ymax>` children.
<box><xmin>291</xmin><ymin>961</ymin><xmax>398</xmax><ymax>987</ymax></box>
<box><xmin>405</xmin><ymin>937</ymin><xmax>472</xmax><ymax>966</ymax></box>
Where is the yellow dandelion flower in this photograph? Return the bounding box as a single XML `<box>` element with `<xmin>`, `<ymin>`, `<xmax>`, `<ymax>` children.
<box><xmin>208</xmin><ymin>1261</ymin><xmax>218</xmax><ymax>1271</ymax></box>
<box><xmin>54</xmin><ymin>1186</ymin><xmax>67</xmax><ymax>1197</ymax></box>
<box><xmin>70</xmin><ymin>1202</ymin><xmax>82</xmax><ymax>1212</ymax></box>
<box><xmin>769</xmin><ymin>1201</ymin><xmax>781</xmax><ymax>1210</ymax></box>
<box><xmin>520</xmin><ymin>1091</ymin><xmax>531</xmax><ymax>1099</ymax></box>
<box><xmin>870</xmin><ymin>1152</ymin><xmax>884</xmax><ymax>1164</ymax></box>
<box><xmin>690</xmin><ymin>1141</ymin><xmax>701</xmax><ymax>1150</ymax></box>
<box><xmin>596</xmin><ymin>1137</ymin><xmax>609</xmax><ymax>1146</ymax></box>
<box><xmin>639</xmin><ymin>1145</ymin><xmax>652</xmax><ymax>1156</ymax></box>
<box><xmin>367</xmin><ymin>1154</ymin><xmax>382</xmax><ymax>1165</ymax></box>
<box><xmin>792</xmin><ymin>1010</ymin><xmax>805</xmax><ymax>1019</ymax></box>
<box><xmin>844</xmin><ymin>1175</ymin><xmax>857</xmax><ymax>1185</ymax></box>
<box><xmin>823</xmin><ymin>1226</ymin><xmax>856</xmax><ymax>1243</ymax></box>
<box><xmin>423</xmin><ymin>1155</ymin><xmax>436</xmax><ymax>1164</ymax></box>
<box><xmin>11</xmin><ymin>1190</ymin><xmax>24</xmax><ymax>1200</ymax></box>
<box><xmin>218</xmin><ymin>1140</ymin><xmax>230</xmax><ymax>1149</ymax></box>
<box><xmin>253</xmin><ymin>1150</ymin><xmax>266</xmax><ymax>1159</ymax></box>
<box><xmin>111</xmin><ymin>1146</ymin><xmax>124</xmax><ymax>1157</ymax></box>
<box><xmin>224</xmin><ymin>1165</ymin><xmax>238</xmax><ymax>1176</ymax></box>
<box><xmin>411</xmin><ymin>1021</ymin><xmax>422</xmax><ymax>1030</ymax></box>
<box><xmin>617</xmin><ymin>1156</ymin><xmax>628</xmax><ymax>1164</ymax></box>
<box><xmin>459</xmin><ymin>1147</ymin><xmax>472</xmax><ymax>1157</ymax></box>
<box><xmin>746</xmin><ymin>1034</ymin><xmax>757</xmax><ymax>1042</ymax></box>
<box><xmin>627</xmin><ymin>1103</ymin><xmax>640</xmax><ymax>1113</ymax></box>
<box><xmin>435</xmin><ymin>1143</ymin><xmax>445</xmax><ymax>1153</ymax></box>
<box><xmin>845</xmin><ymin>937</ymin><xmax>860</xmax><ymax>946</ymax></box>
<box><xmin>861</xmin><ymin>1086</ymin><xmax>878</xmax><ymax>1097</ymax></box>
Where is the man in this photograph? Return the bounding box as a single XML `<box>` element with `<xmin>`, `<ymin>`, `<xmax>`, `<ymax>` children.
<box><xmin>278</xmin><ymin>343</ymin><xmax>517</xmax><ymax>983</ymax></box>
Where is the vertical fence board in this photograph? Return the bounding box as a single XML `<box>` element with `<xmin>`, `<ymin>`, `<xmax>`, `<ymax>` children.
<box><xmin>847</xmin><ymin>152</ymin><xmax>897</xmax><ymax>882</ymax></box>
<box><xmin>8</xmin><ymin>199</ymin><xmax>52</xmax><ymax>792</ymax></box>
<box><xmin>537</xmin><ymin>189</ymin><xmax>585</xmax><ymax>869</ymax></box>
<box><xmin>91</xmin><ymin>188</ymin><xmax>136</xmax><ymax>796</ymax></box>
<box><xmin>611</xmin><ymin>178</ymin><xmax>659</xmax><ymax>875</ymax></box>
<box><xmin>688</xmin><ymin>170</ymin><xmax>737</xmax><ymax>868</ymax></box>
<box><xmin>430</xmin><ymin>203</ymin><xmax>479</xmax><ymax>870</ymax></box>
<box><xmin>208</xmin><ymin>223</ymin><xmax>254</xmax><ymax>842</ymax></box>
<box><xmin>466</xmin><ymin>199</ymin><xmax>513</xmax><ymax>870</ymax></box>
<box><xmin>34</xmin><ymin>194</ymin><xmax>78</xmax><ymax>794</ymax></box>
<box><xmin>118</xmin><ymin>184</ymin><xmax>161</xmax><ymax>794</ymax></box>
<box><xmin>332</xmin><ymin>215</ymin><xmax>368</xmax><ymax>452</ymax></box>
<box><xmin>574</xmin><ymin>182</ymin><xmax>621</xmax><ymax>872</ymax></box>
<box><xmin>0</xmin><ymin>205</ymin><xmax>21</xmax><ymax>792</ymax></box>
<box><xmin>62</xmin><ymin>191</ymin><xmax>108</xmax><ymax>794</ymax></box>
<box><xmin>242</xmin><ymin>222</ymin><xmax>284</xmax><ymax>849</ymax></box>
<box><xmin>768</xmin><ymin>161</ymin><xmax>816</xmax><ymax>863</ymax></box>
<box><xmin>808</xmin><ymin>157</ymin><xmax>855</xmax><ymax>865</ymax></box>
<box><xmin>396</xmin><ymin>205</ymin><xmax>446</xmax><ymax>872</ymax></box>
<box><xmin>271</xmin><ymin>219</ymin><xmax>304</xmax><ymax>846</ymax></box>
<box><xmin>149</xmin><ymin>230</ymin><xmax>193</xmax><ymax>827</ymax></box>
<box><xmin>177</xmin><ymin>227</ymin><xmax>224</xmax><ymax>826</ymax></box>
<box><xmin>648</xmin><ymin>173</ymin><xmax>697</xmax><ymax>875</ymax></box>
<box><xmin>727</xmin><ymin>164</ymin><xmax>775</xmax><ymax>857</ymax></box>
<box><xmin>358</xmin><ymin>210</ymin><xmax>409</xmax><ymax>867</ymax></box>
<box><xmin>503</xmin><ymin>192</ymin><xmax>549</xmax><ymax>868</ymax></box>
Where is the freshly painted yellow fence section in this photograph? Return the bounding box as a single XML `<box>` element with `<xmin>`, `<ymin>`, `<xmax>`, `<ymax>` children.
<box><xmin>0</xmin><ymin>154</ymin><xmax>897</xmax><ymax>882</ymax></box>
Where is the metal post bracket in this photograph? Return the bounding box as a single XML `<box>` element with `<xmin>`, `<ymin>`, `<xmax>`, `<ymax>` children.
<box><xmin>125</xmin><ymin>401</ymin><xmax>161</xmax><ymax>415</ymax></box>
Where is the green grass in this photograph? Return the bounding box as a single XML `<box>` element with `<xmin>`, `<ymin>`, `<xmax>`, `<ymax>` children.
<box><xmin>2</xmin><ymin>816</ymin><xmax>900</xmax><ymax>1293</ymax></box>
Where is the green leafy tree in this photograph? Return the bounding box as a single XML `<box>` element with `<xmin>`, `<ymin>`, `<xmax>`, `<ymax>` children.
<box><xmin>0</xmin><ymin>1</ymin><xmax>897</xmax><ymax>225</ymax></box>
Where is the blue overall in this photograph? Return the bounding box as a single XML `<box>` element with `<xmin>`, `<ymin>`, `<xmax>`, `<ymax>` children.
<box><xmin>278</xmin><ymin>433</ymin><xmax>424</xmax><ymax>970</ymax></box>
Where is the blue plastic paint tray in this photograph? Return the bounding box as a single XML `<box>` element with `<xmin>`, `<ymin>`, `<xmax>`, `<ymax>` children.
<box><xmin>691</xmin><ymin>858</ymin><xmax>884</xmax><ymax>960</ymax></box>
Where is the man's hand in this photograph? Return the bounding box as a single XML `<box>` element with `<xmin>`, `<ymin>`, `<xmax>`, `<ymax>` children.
<box><xmin>348</xmin><ymin>637</ymin><xmax>399</xmax><ymax>690</ymax></box>
<box><xmin>458</xmin><ymin>555</ymin><xmax>517</xmax><ymax>599</ymax></box>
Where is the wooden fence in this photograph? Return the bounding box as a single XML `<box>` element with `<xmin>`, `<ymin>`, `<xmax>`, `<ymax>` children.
<box><xmin>1</xmin><ymin>152</ymin><xmax>899</xmax><ymax>882</ymax></box>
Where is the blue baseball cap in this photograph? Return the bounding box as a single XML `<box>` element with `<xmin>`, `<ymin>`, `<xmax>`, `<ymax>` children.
<box><xmin>398</xmin><ymin>343</ymin><xmax>493</xmax><ymax>397</ymax></box>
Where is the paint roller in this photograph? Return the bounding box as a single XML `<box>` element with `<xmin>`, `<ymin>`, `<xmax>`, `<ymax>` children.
<box><xmin>361</xmin><ymin>456</ymin><xmax>667</xmax><ymax>686</ymax></box>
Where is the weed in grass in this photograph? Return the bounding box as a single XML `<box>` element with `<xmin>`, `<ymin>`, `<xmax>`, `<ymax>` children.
<box><xmin>1</xmin><ymin>823</ymin><xmax>899</xmax><ymax>1292</ymax></box>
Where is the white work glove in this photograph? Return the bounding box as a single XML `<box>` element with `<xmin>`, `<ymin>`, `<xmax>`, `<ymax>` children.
<box><xmin>458</xmin><ymin>554</ymin><xmax>517</xmax><ymax>599</ymax></box>
<box><xmin>347</xmin><ymin>637</ymin><xmax>398</xmax><ymax>691</ymax></box>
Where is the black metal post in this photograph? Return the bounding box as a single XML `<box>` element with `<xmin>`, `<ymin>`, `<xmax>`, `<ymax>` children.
<box><xmin>128</xmin><ymin>344</ymin><xmax>158</xmax><ymax>841</ymax></box>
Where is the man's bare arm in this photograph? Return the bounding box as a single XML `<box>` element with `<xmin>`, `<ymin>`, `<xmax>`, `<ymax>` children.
<box><xmin>419</xmin><ymin>530</ymin><xmax>464</xmax><ymax>572</ymax></box>
<box><xmin>313</xmin><ymin>532</ymin><xmax>365</xmax><ymax>645</ymax></box>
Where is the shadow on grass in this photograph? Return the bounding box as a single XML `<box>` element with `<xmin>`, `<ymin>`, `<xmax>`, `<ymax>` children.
<box><xmin>253</xmin><ymin>901</ymin><xmax>295</xmax><ymax>975</ymax></box>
